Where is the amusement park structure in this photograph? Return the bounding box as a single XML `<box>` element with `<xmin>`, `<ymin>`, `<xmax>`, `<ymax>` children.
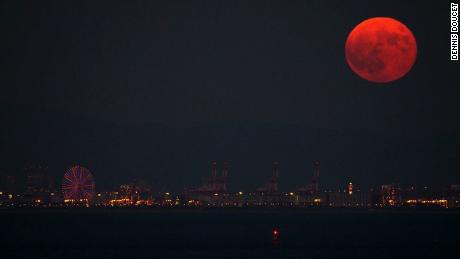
<box><xmin>61</xmin><ymin>165</ymin><xmax>96</xmax><ymax>203</ymax></box>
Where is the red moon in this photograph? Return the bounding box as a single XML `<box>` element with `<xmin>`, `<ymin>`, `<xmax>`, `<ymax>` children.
<box><xmin>345</xmin><ymin>17</ymin><xmax>417</xmax><ymax>83</ymax></box>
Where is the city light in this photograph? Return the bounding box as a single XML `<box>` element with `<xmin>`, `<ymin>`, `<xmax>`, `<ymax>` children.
<box><xmin>348</xmin><ymin>182</ymin><xmax>353</xmax><ymax>195</ymax></box>
<box><xmin>1</xmin><ymin>165</ymin><xmax>459</xmax><ymax>209</ymax></box>
<box><xmin>405</xmin><ymin>199</ymin><xmax>449</xmax><ymax>208</ymax></box>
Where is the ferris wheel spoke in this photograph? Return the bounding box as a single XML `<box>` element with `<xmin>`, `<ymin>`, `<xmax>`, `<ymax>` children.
<box><xmin>64</xmin><ymin>174</ymin><xmax>75</xmax><ymax>183</ymax></box>
<box><xmin>61</xmin><ymin>165</ymin><xmax>95</xmax><ymax>201</ymax></box>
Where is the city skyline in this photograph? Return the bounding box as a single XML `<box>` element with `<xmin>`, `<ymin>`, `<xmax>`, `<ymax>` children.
<box><xmin>1</xmin><ymin>160</ymin><xmax>458</xmax><ymax>194</ymax></box>
<box><xmin>2</xmin><ymin>160</ymin><xmax>459</xmax><ymax>209</ymax></box>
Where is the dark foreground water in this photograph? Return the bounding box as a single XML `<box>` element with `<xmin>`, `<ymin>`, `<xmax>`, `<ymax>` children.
<box><xmin>1</xmin><ymin>208</ymin><xmax>459</xmax><ymax>259</ymax></box>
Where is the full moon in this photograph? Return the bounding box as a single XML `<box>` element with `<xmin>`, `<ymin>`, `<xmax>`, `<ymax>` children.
<box><xmin>345</xmin><ymin>17</ymin><xmax>417</xmax><ymax>83</ymax></box>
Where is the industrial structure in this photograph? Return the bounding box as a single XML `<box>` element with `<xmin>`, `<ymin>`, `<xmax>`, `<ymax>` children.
<box><xmin>255</xmin><ymin>161</ymin><xmax>280</xmax><ymax>194</ymax></box>
<box><xmin>1</xmin><ymin>161</ymin><xmax>460</xmax><ymax>209</ymax></box>
<box><xmin>251</xmin><ymin>161</ymin><xmax>281</xmax><ymax>206</ymax></box>
<box><xmin>184</xmin><ymin>161</ymin><xmax>230</xmax><ymax>205</ymax></box>
<box><xmin>295</xmin><ymin>161</ymin><xmax>324</xmax><ymax>205</ymax></box>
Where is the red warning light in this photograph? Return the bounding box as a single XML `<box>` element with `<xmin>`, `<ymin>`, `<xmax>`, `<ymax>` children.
<box><xmin>272</xmin><ymin>227</ymin><xmax>280</xmax><ymax>246</ymax></box>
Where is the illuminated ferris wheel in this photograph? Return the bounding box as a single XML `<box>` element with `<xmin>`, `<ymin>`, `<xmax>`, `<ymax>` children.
<box><xmin>62</xmin><ymin>165</ymin><xmax>96</xmax><ymax>200</ymax></box>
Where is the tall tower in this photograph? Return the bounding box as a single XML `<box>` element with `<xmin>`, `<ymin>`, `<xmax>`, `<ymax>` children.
<box><xmin>311</xmin><ymin>161</ymin><xmax>320</xmax><ymax>193</ymax></box>
<box><xmin>220</xmin><ymin>161</ymin><xmax>230</xmax><ymax>191</ymax></box>
<box><xmin>348</xmin><ymin>182</ymin><xmax>353</xmax><ymax>195</ymax></box>
<box><xmin>222</xmin><ymin>161</ymin><xmax>229</xmax><ymax>177</ymax></box>
<box><xmin>270</xmin><ymin>161</ymin><xmax>279</xmax><ymax>192</ymax></box>
<box><xmin>211</xmin><ymin>161</ymin><xmax>217</xmax><ymax>178</ymax></box>
<box><xmin>207</xmin><ymin>161</ymin><xmax>218</xmax><ymax>191</ymax></box>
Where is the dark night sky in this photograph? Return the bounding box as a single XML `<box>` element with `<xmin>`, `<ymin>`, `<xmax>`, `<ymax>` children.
<box><xmin>1</xmin><ymin>1</ymin><xmax>459</xmax><ymax>191</ymax></box>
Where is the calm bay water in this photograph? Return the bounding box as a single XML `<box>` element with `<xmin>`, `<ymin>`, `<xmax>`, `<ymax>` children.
<box><xmin>1</xmin><ymin>208</ymin><xmax>459</xmax><ymax>258</ymax></box>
